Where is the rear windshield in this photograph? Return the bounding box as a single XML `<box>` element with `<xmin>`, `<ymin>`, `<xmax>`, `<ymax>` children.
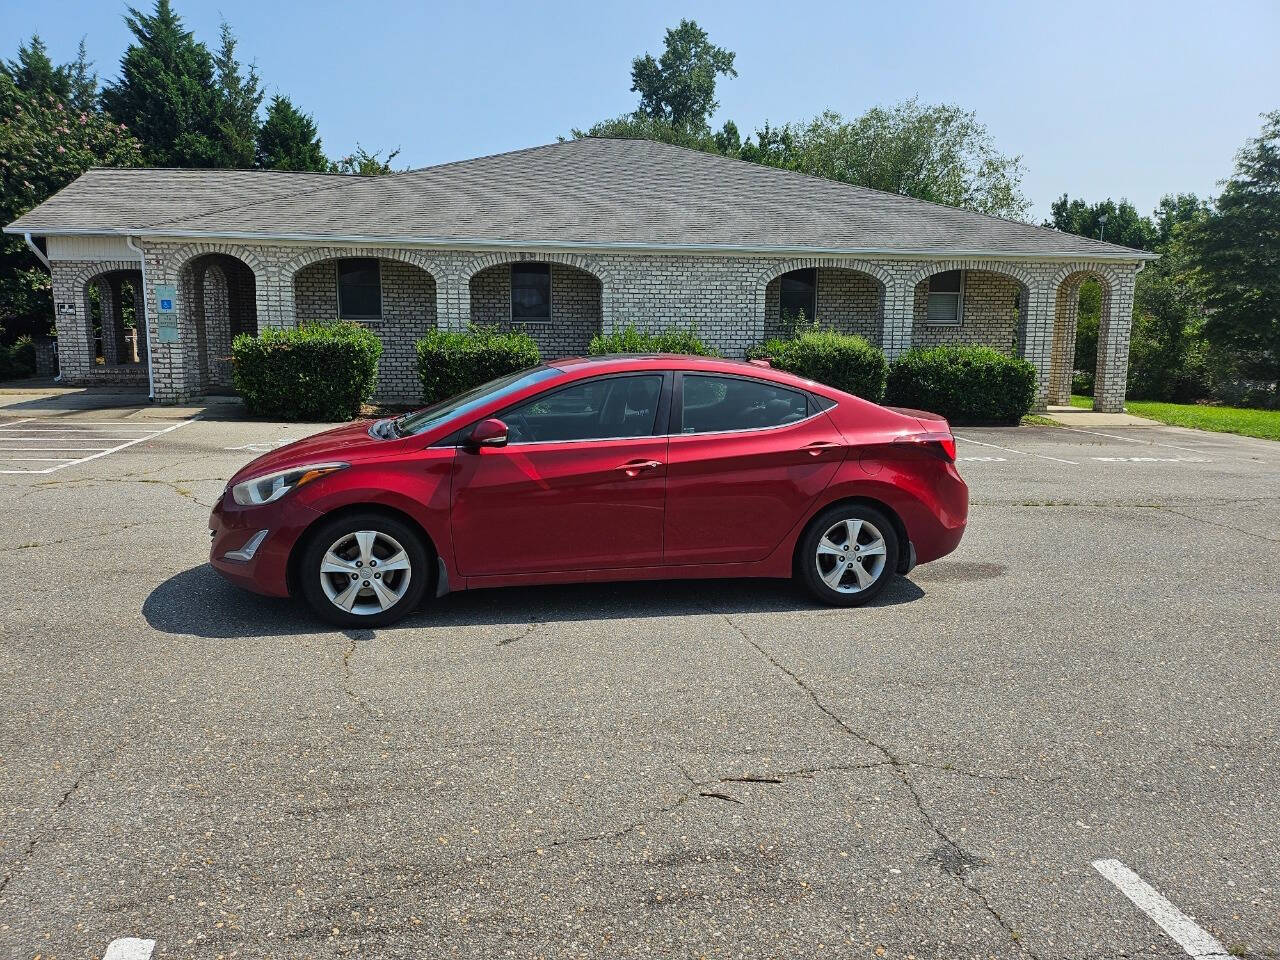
<box><xmin>393</xmin><ymin>366</ymin><xmax>559</xmax><ymax>436</ymax></box>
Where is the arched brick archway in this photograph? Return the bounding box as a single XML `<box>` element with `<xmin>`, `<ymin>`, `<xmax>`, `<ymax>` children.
<box><xmin>175</xmin><ymin>252</ymin><xmax>260</xmax><ymax>393</ymax></box>
<box><xmin>1048</xmin><ymin>264</ymin><xmax>1124</xmax><ymax>410</ymax></box>
<box><xmin>283</xmin><ymin>248</ymin><xmax>441</xmax><ymax>404</ymax></box>
<box><xmin>754</xmin><ymin>258</ymin><xmax>893</xmax><ymax>345</ymax></box>
<box><xmin>72</xmin><ymin>262</ymin><xmax>147</xmax><ymax>376</ymax></box>
<box><xmin>466</xmin><ymin>254</ymin><xmax>613</xmax><ymax>358</ymax></box>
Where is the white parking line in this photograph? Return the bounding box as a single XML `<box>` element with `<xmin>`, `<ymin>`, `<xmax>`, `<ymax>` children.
<box><xmin>0</xmin><ymin>417</ymin><xmax>197</xmax><ymax>474</ymax></box>
<box><xmin>103</xmin><ymin>937</ymin><xmax>155</xmax><ymax>960</ymax></box>
<box><xmin>1057</xmin><ymin>424</ymin><xmax>1258</xmax><ymax>460</ymax></box>
<box><xmin>953</xmin><ymin>434</ymin><xmax>1078</xmax><ymax>465</ymax></box>
<box><xmin>1093</xmin><ymin>859</ymin><xmax>1229</xmax><ymax>959</ymax></box>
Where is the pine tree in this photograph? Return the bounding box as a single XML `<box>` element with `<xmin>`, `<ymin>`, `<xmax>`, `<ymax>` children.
<box><xmin>255</xmin><ymin>95</ymin><xmax>327</xmax><ymax>171</ymax></box>
<box><xmin>100</xmin><ymin>0</ymin><xmax>224</xmax><ymax>166</ymax></box>
<box><xmin>213</xmin><ymin>20</ymin><xmax>263</xmax><ymax>168</ymax></box>
<box><xmin>1190</xmin><ymin>110</ymin><xmax>1280</xmax><ymax>389</ymax></box>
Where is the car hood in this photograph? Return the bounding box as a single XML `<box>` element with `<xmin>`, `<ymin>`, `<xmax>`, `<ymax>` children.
<box><xmin>228</xmin><ymin>420</ymin><xmax>396</xmax><ymax>485</ymax></box>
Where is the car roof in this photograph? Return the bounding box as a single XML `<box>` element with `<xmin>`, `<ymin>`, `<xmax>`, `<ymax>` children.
<box><xmin>547</xmin><ymin>353</ymin><xmax>838</xmax><ymax>394</ymax></box>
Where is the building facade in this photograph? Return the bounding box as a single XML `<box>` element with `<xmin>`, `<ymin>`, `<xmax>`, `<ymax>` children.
<box><xmin>7</xmin><ymin>139</ymin><xmax>1154</xmax><ymax>411</ymax></box>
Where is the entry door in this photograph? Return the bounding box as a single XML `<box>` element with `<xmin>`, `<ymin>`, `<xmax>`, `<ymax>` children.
<box><xmin>663</xmin><ymin>373</ymin><xmax>845</xmax><ymax>564</ymax></box>
<box><xmin>451</xmin><ymin>373</ymin><xmax>669</xmax><ymax>577</ymax></box>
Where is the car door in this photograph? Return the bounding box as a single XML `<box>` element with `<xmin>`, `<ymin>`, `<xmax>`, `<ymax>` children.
<box><xmin>451</xmin><ymin>372</ymin><xmax>670</xmax><ymax>577</ymax></box>
<box><xmin>663</xmin><ymin>372</ymin><xmax>845</xmax><ymax>565</ymax></box>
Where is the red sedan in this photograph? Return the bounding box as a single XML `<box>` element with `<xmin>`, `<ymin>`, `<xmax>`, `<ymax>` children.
<box><xmin>209</xmin><ymin>355</ymin><xmax>968</xmax><ymax>626</ymax></box>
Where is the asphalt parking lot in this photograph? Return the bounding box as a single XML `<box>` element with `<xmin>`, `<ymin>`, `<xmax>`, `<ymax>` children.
<box><xmin>1</xmin><ymin>401</ymin><xmax>1276</xmax><ymax>959</ymax></box>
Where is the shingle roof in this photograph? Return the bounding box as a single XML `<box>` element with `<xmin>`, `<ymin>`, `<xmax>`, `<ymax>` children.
<box><xmin>5</xmin><ymin>138</ymin><xmax>1154</xmax><ymax>260</ymax></box>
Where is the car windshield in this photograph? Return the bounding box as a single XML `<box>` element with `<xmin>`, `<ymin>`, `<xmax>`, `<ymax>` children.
<box><xmin>391</xmin><ymin>366</ymin><xmax>560</xmax><ymax>437</ymax></box>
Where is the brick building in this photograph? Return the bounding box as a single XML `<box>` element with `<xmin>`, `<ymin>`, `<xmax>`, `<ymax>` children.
<box><xmin>4</xmin><ymin>138</ymin><xmax>1155</xmax><ymax>410</ymax></box>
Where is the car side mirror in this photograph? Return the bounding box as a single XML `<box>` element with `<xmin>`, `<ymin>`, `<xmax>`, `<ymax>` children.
<box><xmin>467</xmin><ymin>418</ymin><xmax>509</xmax><ymax>450</ymax></box>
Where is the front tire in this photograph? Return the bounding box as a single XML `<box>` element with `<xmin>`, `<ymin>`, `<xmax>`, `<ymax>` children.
<box><xmin>798</xmin><ymin>504</ymin><xmax>899</xmax><ymax>606</ymax></box>
<box><xmin>298</xmin><ymin>512</ymin><xmax>430</xmax><ymax>627</ymax></box>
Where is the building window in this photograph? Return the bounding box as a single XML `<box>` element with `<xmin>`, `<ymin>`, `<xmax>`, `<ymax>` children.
<box><xmin>511</xmin><ymin>263</ymin><xmax>552</xmax><ymax>321</ymax></box>
<box><xmin>926</xmin><ymin>270</ymin><xmax>964</xmax><ymax>325</ymax></box>
<box><xmin>336</xmin><ymin>258</ymin><xmax>381</xmax><ymax>320</ymax></box>
<box><xmin>779</xmin><ymin>268</ymin><xmax>817</xmax><ymax>324</ymax></box>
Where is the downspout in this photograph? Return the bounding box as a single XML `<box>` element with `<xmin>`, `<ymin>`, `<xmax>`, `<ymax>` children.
<box><xmin>125</xmin><ymin>235</ymin><xmax>155</xmax><ymax>400</ymax></box>
<box><xmin>23</xmin><ymin>233</ymin><xmax>60</xmax><ymax>382</ymax></box>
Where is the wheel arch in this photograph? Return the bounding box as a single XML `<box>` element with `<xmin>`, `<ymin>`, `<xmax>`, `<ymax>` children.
<box><xmin>287</xmin><ymin>502</ymin><xmax>440</xmax><ymax>599</ymax></box>
<box><xmin>792</xmin><ymin>494</ymin><xmax>912</xmax><ymax>576</ymax></box>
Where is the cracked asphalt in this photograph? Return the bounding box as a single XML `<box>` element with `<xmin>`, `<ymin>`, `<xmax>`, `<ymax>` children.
<box><xmin>0</xmin><ymin>402</ymin><xmax>1277</xmax><ymax>959</ymax></box>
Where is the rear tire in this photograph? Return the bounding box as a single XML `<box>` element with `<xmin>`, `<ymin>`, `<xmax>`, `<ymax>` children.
<box><xmin>798</xmin><ymin>503</ymin><xmax>899</xmax><ymax>606</ymax></box>
<box><xmin>298</xmin><ymin>511</ymin><xmax>430</xmax><ymax>627</ymax></box>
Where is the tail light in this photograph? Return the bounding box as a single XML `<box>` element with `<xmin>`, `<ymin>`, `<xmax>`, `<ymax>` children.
<box><xmin>894</xmin><ymin>432</ymin><xmax>957</xmax><ymax>463</ymax></box>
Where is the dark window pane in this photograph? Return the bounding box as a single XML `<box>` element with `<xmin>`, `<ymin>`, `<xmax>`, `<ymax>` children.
<box><xmin>779</xmin><ymin>268</ymin><xmax>817</xmax><ymax>322</ymax></box>
<box><xmin>512</xmin><ymin>263</ymin><xmax>551</xmax><ymax>320</ymax></box>
<box><xmin>929</xmin><ymin>270</ymin><xmax>963</xmax><ymax>293</ymax></box>
<box><xmin>680</xmin><ymin>375</ymin><xmax>808</xmax><ymax>434</ymax></box>
<box><xmin>337</xmin><ymin>258</ymin><xmax>381</xmax><ymax>319</ymax></box>
<box><xmin>505</xmin><ymin>374</ymin><xmax>663</xmax><ymax>442</ymax></box>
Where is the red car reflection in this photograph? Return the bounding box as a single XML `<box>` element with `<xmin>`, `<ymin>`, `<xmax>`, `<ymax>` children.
<box><xmin>209</xmin><ymin>355</ymin><xmax>967</xmax><ymax>625</ymax></box>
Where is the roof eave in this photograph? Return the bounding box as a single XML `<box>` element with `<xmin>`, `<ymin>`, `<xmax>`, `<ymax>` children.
<box><xmin>2</xmin><ymin>224</ymin><xmax>1160</xmax><ymax>262</ymax></box>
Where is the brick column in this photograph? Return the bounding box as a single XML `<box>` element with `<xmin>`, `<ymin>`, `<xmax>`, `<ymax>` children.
<box><xmin>1021</xmin><ymin>281</ymin><xmax>1057</xmax><ymax>410</ymax></box>
<box><xmin>438</xmin><ymin>272</ymin><xmax>469</xmax><ymax>330</ymax></box>
<box><xmin>98</xmin><ymin>276</ymin><xmax>120</xmax><ymax>364</ymax></box>
<box><xmin>881</xmin><ymin>277</ymin><xmax>916</xmax><ymax>360</ymax></box>
<box><xmin>1094</xmin><ymin>266</ymin><xmax>1139</xmax><ymax>413</ymax></box>
<box><xmin>1047</xmin><ymin>281</ymin><xmax>1081</xmax><ymax>406</ymax></box>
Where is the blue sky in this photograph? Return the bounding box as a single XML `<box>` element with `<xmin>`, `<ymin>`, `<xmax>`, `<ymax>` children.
<box><xmin>7</xmin><ymin>0</ymin><xmax>1279</xmax><ymax>222</ymax></box>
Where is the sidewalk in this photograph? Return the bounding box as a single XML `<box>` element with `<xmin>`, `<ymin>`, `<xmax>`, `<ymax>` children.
<box><xmin>0</xmin><ymin>379</ymin><xmax>245</xmax><ymax>420</ymax></box>
<box><xmin>1041</xmin><ymin>405</ymin><xmax>1159</xmax><ymax>427</ymax></box>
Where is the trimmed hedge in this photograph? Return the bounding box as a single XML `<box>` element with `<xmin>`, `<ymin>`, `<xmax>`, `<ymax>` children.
<box><xmin>232</xmin><ymin>321</ymin><xmax>381</xmax><ymax>421</ymax></box>
<box><xmin>749</xmin><ymin>327</ymin><xmax>887</xmax><ymax>401</ymax></box>
<box><xmin>588</xmin><ymin>324</ymin><xmax>718</xmax><ymax>357</ymax></box>
<box><xmin>417</xmin><ymin>326</ymin><xmax>541</xmax><ymax>405</ymax></box>
<box><xmin>0</xmin><ymin>334</ymin><xmax>37</xmax><ymax>381</ymax></box>
<box><xmin>886</xmin><ymin>346</ymin><xmax>1036</xmax><ymax>425</ymax></box>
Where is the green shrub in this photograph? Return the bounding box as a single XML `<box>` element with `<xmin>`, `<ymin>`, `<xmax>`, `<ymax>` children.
<box><xmin>0</xmin><ymin>334</ymin><xmax>37</xmax><ymax>381</ymax></box>
<box><xmin>886</xmin><ymin>346</ymin><xmax>1036</xmax><ymax>425</ymax></box>
<box><xmin>588</xmin><ymin>324</ymin><xmax>718</xmax><ymax>356</ymax></box>
<box><xmin>417</xmin><ymin>326</ymin><xmax>540</xmax><ymax>405</ymax></box>
<box><xmin>232</xmin><ymin>321</ymin><xmax>381</xmax><ymax>421</ymax></box>
<box><xmin>750</xmin><ymin>327</ymin><xmax>887</xmax><ymax>401</ymax></box>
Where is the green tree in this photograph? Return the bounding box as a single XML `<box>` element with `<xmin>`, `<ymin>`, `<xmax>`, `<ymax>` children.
<box><xmin>100</xmin><ymin>0</ymin><xmax>225</xmax><ymax>166</ymax></box>
<box><xmin>630</xmin><ymin>19</ymin><xmax>736</xmax><ymax>132</ymax></box>
<box><xmin>569</xmin><ymin>113</ymin><xmax>727</xmax><ymax>153</ymax></box>
<box><xmin>1188</xmin><ymin>110</ymin><xmax>1280</xmax><ymax>394</ymax></box>
<box><xmin>2</xmin><ymin>34</ymin><xmax>97</xmax><ymax>111</ymax></box>
<box><xmin>212</xmin><ymin>21</ymin><xmax>262</xmax><ymax>168</ymax></box>
<box><xmin>256</xmin><ymin>94</ymin><xmax>327</xmax><ymax>171</ymax></box>
<box><xmin>1045</xmin><ymin>195</ymin><xmax>1156</xmax><ymax>251</ymax></box>
<box><xmin>753</xmin><ymin>101</ymin><xmax>1029</xmax><ymax>219</ymax></box>
<box><xmin>0</xmin><ymin>75</ymin><xmax>143</xmax><ymax>340</ymax></box>
<box><xmin>330</xmin><ymin>143</ymin><xmax>400</xmax><ymax>175</ymax></box>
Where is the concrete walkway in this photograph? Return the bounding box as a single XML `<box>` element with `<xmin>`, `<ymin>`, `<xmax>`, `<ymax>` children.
<box><xmin>0</xmin><ymin>379</ymin><xmax>245</xmax><ymax>420</ymax></box>
<box><xmin>1042</xmin><ymin>405</ymin><xmax>1160</xmax><ymax>427</ymax></box>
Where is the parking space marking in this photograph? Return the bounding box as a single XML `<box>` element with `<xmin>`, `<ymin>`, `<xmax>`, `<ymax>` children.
<box><xmin>0</xmin><ymin>417</ymin><xmax>198</xmax><ymax>474</ymax></box>
<box><xmin>959</xmin><ymin>455</ymin><xmax>1008</xmax><ymax>462</ymax></box>
<box><xmin>953</xmin><ymin>434</ymin><xmax>1078</xmax><ymax>465</ymax></box>
<box><xmin>1093</xmin><ymin>456</ymin><xmax>1213</xmax><ymax>464</ymax></box>
<box><xmin>103</xmin><ymin>937</ymin><xmax>155</xmax><ymax>960</ymax></box>
<box><xmin>1093</xmin><ymin>859</ymin><xmax>1228</xmax><ymax>959</ymax></box>
<box><xmin>1058</xmin><ymin>424</ymin><xmax>1262</xmax><ymax>461</ymax></box>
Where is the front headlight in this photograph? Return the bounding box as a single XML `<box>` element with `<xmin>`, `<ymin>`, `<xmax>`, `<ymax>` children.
<box><xmin>231</xmin><ymin>462</ymin><xmax>348</xmax><ymax>506</ymax></box>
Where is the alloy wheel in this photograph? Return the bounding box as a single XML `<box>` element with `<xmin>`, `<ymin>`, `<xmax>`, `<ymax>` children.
<box><xmin>814</xmin><ymin>518</ymin><xmax>887</xmax><ymax>594</ymax></box>
<box><xmin>319</xmin><ymin>529</ymin><xmax>413</xmax><ymax>616</ymax></box>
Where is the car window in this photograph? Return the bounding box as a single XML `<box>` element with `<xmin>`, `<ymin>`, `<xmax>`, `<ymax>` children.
<box><xmin>399</xmin><ymin>366</ymin><xmax>558</xmax><ymax>436</ymax></box>
<box><xmin>505</xmin><ymin>374</ymin><xmax>664</xmax><ymax>443</ymax></box>
<box><xmin>680</xmin><ymin>374</ymin><xmax>809</xmax><ymax>434</ymax></box>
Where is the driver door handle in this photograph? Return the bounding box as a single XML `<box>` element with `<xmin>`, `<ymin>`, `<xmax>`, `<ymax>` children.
<box><xmin>618</xmin><ymin>459</ymin><xmax>663</xmax><ymax>477</ymax></box>
<box><xmin>803</xmin><ymin>441</ymin><xmax>843</xmax><ymax>456</ymax></box>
